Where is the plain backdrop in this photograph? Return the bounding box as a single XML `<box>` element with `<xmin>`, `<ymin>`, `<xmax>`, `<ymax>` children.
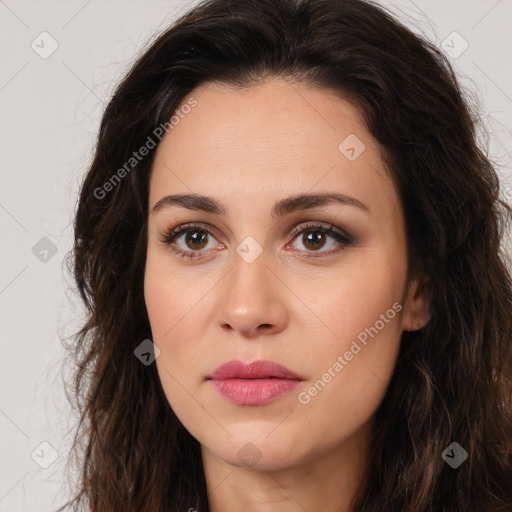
<box><xmin>1</xmin><ymin>0</ymin><xmax>511</xmax><ymax>510</ymax></box>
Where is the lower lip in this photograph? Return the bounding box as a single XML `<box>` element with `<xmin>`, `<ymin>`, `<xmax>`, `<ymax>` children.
<box><xmin>209</xmin><ymin>378</ymin><xmax>301</xmax><ymax>405</ymax></box>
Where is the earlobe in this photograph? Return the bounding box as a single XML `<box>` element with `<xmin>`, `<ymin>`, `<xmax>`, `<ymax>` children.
<box><xmin>402</xmin><ymin>276</ymin><xmax>432</xmax><ymax>332</ymax></box>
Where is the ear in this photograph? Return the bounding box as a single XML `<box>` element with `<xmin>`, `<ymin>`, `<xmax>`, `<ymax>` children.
<box><xmin>401</xmin><ymin>275</ymin><xmax>431</xmax><ymax>331</ymax></box>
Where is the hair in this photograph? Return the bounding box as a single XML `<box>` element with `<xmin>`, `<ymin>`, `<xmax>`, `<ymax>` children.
<box><xmin>59</xmin><ymin>0</ymin><xmax>512</xmax><ymax>510</ymax></box>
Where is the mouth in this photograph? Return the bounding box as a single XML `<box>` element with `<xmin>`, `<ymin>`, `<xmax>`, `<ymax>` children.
<box><xmin>206</xmin><ymin>359</ymin><xmax>304</xmax><ymax>406</ymax></box>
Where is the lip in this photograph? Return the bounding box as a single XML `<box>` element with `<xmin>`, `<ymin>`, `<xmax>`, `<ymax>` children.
<box><xmin>207</xmin><ymin>359</ymin><xmax>303</xmax><ymax>406</ymax></box>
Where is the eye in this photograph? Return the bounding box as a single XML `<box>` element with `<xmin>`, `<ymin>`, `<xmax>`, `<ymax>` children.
<box><xmin>159</xmin><ymin>222</ymin><xmax>224</xmax><ymax>260</ymax></box>
<box><xmin>159</xmin><ymin>221</ymin><xmax>353</xmax><ymax>260</ymax></box>
<box><xmin>286</xmin><ymin>221</ymin><xmax>353</xmax><ymax>258</ymax></box>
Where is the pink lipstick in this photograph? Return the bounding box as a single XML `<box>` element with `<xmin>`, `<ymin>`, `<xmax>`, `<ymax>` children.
<box><xmin>207</xmin><ymin>359</ymin><xmax>303</xmax><ymax>406</ymax></box>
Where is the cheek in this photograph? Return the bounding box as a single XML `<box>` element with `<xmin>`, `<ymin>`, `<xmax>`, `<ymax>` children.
<box><xmin>291</xmin><ymin>241</ymin><xmax>405</xmax><ymax>352</ymax></box>
<box><xmin>143</xmin><ymin>249</ymin><xmax>209</xmax><ymax>340</ymax></box>
<box><xmin>290</xmin><ymin>249</ymin><xmax>406</xmax><ymax>417</ymax></box>
<box><xmin>144</xmin><ymin>250</ymin><xmax>214</xmax><ymax>426</ymax></box>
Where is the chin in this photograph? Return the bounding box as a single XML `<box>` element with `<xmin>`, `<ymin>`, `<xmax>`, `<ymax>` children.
<box><xmin>207</xmin><ymin>435</ymin><xmax>304</xmax><ymax>471</ymax></box>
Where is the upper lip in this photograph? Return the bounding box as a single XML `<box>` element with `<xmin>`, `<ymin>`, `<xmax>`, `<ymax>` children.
<box><xmin>207</xmin><ymin>359</ymin><xmax>303</xmax><ymax>380</ymax></box>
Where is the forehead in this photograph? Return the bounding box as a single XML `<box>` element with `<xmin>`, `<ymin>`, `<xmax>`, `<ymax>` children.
<box><xmin>149</xmin><ymin>78</ymin><xmax>398</xmax><ymax>220</ymax></box>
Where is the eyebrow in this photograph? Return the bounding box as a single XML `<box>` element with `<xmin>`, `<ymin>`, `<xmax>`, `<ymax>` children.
<box><xmin>151</xmin><ymin>192</ymin><xmax>370</xmax><ymax>217</ymax></box>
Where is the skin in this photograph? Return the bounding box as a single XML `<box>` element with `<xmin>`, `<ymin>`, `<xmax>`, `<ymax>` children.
<box><xmin>144</xmin><ymin>77</ymin><xmax>431</xmax><ymax>512</ymax></box>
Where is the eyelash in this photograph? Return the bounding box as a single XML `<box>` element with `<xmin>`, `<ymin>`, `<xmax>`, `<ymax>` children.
<box><xmin>159</xmin><ymin>221</ymin><xmax>353</xmax><ymax>260</ymax></box>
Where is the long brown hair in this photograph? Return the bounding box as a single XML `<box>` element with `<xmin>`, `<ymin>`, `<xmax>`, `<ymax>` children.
<box><xmin>59</xmin><ymin>0</ymin><xmax>512</xmax><ymax>510</ymax></box>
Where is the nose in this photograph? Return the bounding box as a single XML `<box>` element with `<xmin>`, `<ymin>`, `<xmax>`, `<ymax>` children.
<box><xmin>215</xmin><ymin>249</ymin><xmax>289</xmax><ymax>339</ymax></box>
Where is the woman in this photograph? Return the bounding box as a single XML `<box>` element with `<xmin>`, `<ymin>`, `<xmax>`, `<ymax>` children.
<box><xmin>60</xmin><ymin>0</ymin><xmax>512</xmax><ymax>510</ymax></box>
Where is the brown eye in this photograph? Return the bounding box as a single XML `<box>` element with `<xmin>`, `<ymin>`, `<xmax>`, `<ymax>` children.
<box><xmin>161</xmin><ymin>220</ymin><xmax>352</xmax><ymax>261</ymax></box>
<box><xmin>302</xmin><ymin>230</ymin><xmax>327</xmax><ymax>251</ymax></box>
<box><xmin>288</xmin><ymin>221</ymin><xmax>352</xmax><ymax>256</ymax></box>
<box><xmin>160</xmin><ymin>222</ymin><xmax>223</xmax><ymax>259</ymax></box>
<box><xmin>184</xmin><ymin>230</ymin><xmax>209</xmax><ymax>250</ymax></box>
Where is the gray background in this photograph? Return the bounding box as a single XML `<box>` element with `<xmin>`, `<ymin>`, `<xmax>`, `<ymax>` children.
<box><xmin>1</xmin><ymin>1</ymin><xmax>511</xmax><ymax>510</ymax></box>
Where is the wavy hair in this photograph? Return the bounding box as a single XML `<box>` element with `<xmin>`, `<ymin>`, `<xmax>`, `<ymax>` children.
<box><xmin>59</xmin><ymin>0</ymin><xmax>512</xmax><ymax>510</ymax></box>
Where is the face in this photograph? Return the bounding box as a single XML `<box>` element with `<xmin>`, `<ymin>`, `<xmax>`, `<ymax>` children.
<box><xmin>144</xmin><ymin>78</ymin><xmax>429</xmax><ymax>471</ymax></box>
